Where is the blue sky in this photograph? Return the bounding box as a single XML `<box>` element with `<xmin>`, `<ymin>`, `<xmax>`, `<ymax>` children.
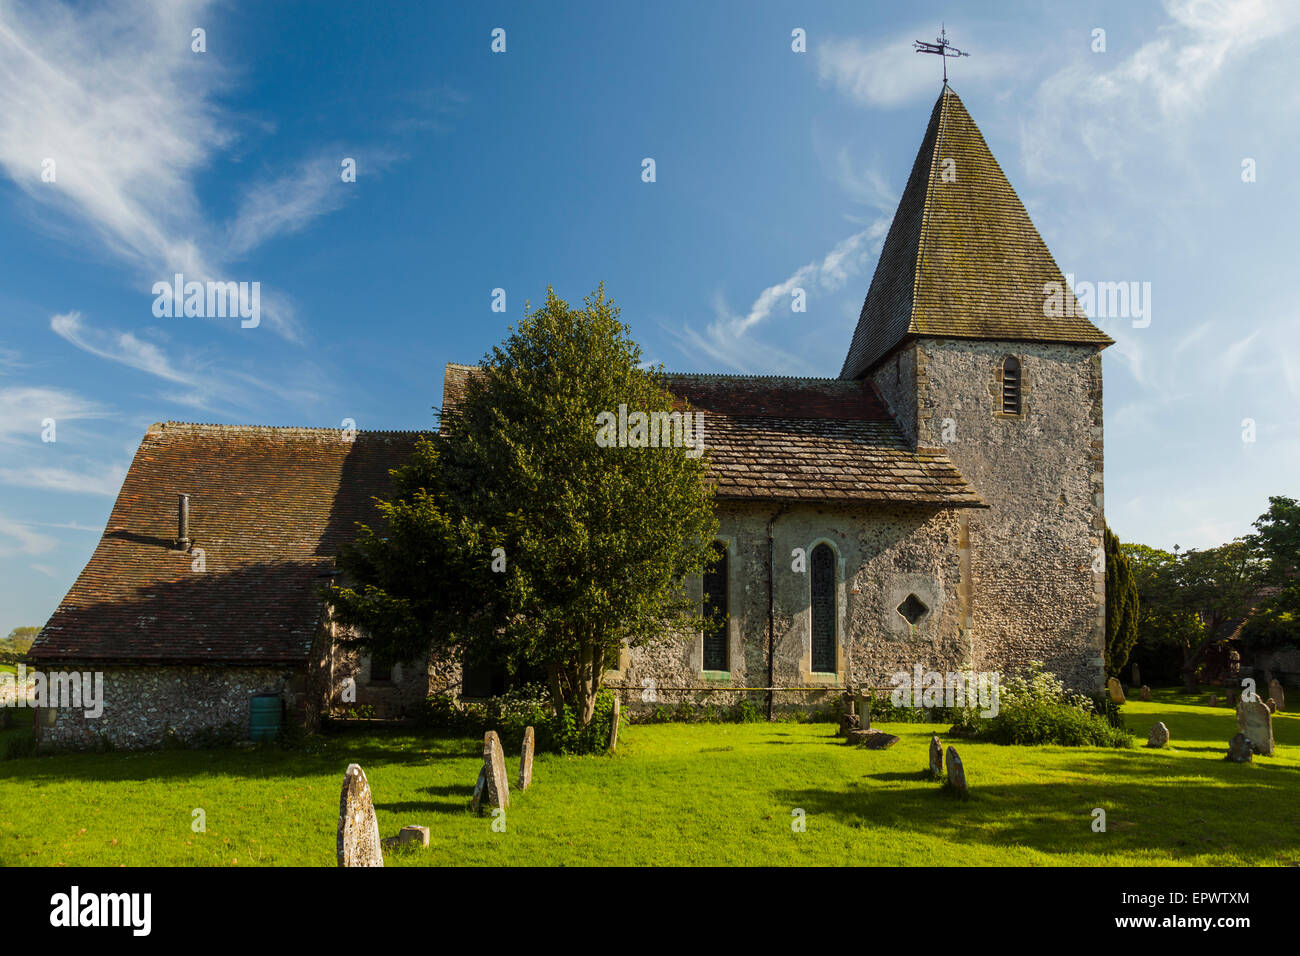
<box><xmin>2</xmin><ymin>0</ymin><xmax>1298</xmax><ymax>637</ymax></box>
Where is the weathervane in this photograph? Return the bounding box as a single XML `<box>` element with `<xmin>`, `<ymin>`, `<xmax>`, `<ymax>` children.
<box><xmin>914</xmin><ymin>24</ymin><xmax>969</xmax><ymax>84</ymax></box>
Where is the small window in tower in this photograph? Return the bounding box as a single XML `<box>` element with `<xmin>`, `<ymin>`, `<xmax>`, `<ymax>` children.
<box><xmin>1001</xmin><ymin>356</ymin><xmax>1022</xmax><ymax>415</ymax></box>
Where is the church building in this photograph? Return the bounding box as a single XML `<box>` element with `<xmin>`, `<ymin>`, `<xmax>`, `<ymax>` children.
<box><xmin>28</xmin><ymin>86</ymin><xmax>1111</xmax><ymax>748</ymax></box>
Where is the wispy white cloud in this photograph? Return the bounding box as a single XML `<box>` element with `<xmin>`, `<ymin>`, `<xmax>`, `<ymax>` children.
<box><xmin>0</xmin><ymin>514</ymin><xmax>57</xmax><ymax>557</ymax></box>
<box><xmin>675</xmin><ymin>225</ymin><xmax>886</xmax><ymax>373</ymax></box>
<box><xmin>0</xmin><ymin>462</ymin><xmax>128</xmax><ymax>496</ymax></box>
<box><xmin>0</xmin><ymin>384</ymin><xmax>109</xmax><ymax>443</ymax></box>
<box><xmin>0</xmin><ymin>0</ymin><xmax>387</xmax><ymax>342</ymax></box>
<box><xmin>816</xmin><ymin>26</ymin><xmax>1021</xmax><ymax>109</ymax></box>
<box><xmin>1020</xmin><ymin>0</ymin><xmax>1300</xmax><ymax>184</ymax></box>
<box><xmin>49</xmin><ymin>310</ymin><xmax>326</xmax><ymax>413</ymax></box>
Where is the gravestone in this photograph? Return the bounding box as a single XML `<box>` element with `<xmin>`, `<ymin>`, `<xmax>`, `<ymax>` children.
<box><xmin>1226</xmin><ymin>733</ymin><xmax>1253</xmax><ymax>763</ymax></box>
<box><xmin>608</xmin><ymin>697</ymin><xmax>620</xmax><ymax>751</ymax></box>
<box><xmin>1269</xmin><ymin>680</ymin><xmax>1286</xmax><ymax>712</ymax></box>
<box><xmin>518</xmin><ymin>725</ymin><xmax>535</xmax><ymax>791</ymax></box>
<box><xmin>471</xmin><ymin>730</ymin><xmax>510</xmax><ymax>814</ymax></box>
<box><xmin>1146</xmin><ymin>722</ymin><xmax>1170</xmax><ymax>748</ymax></box>
<box><xmin>1140</xmin><ymin>685</ymin><xmax>1151</xmax><ymax>702</ymax></box>
<box><xmin>398</xmin><ymin>825</ymin><xmax>429</xmax><ymax>848</ymax></box>
<box><xmin>1266</xmin><ymin>698</ymin><xmax>1277</xmax><ymax>714</ymax></box>
<box><xmin>945</xmin><ymin>746</ymin><xmax>967</xmax><ymax>795</ymax></box>
<box><xmin>1239</xmin><ymin>700</ymin><xmax>1274</xmax><ymax>756</ymax></box>
<box><xmin>1208</xmin><ymin>694</ymin><xmax>1219</xmax><ymax>707</ymax></box>
<box><xmin>1131</xmin><ymin>662</ymin><xmax>1141</xmax><ymax>687</ymax></box>
<box><xmin>1227</xmin><ymin>688</ymin><xmax>1236</xmax><ymax>707</ymax></box>
<box><xmin>337</xmin><ymin>763</ymin><xmax>383</xmax><ymax>867</ymax></box>
<box><xmin>837</xmin><ymin>690</ymin><xmax>862</xmax><ymax>737</ymax></box>
<box><xmin>929</xmin><ymin>735</ymin><xmax>944</xmax><ymax>776</ymax></box>
<box><xmin>1107</xmin><ymin>677</ymin><xmax>1125</xmax><ymax>704</ymax></box>
<box><xmin>845</xmin><ymin>728</ymin><xmax>899</xmax><ymax>749</ymax></box>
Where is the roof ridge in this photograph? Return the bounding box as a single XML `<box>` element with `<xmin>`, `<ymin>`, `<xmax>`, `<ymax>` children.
<box><xmin>152</xmin><ymin>421</ymin><xmax>430</xmax><ymax>436</ymax></box>
<box><xmin>661</xmin><ymin>372</ymin><xmax>856</xmax><ymax>384</ymax></box>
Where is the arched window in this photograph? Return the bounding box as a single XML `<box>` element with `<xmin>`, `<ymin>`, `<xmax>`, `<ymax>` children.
<box><xmin>810</xmin><ymin>544</ymin><xmax>836</xmax><ymax>673</ymax></box>
<box><xmin>702</xmin><ymin>541</ymin><xmax>729</xmax><ymax>672</ymax></box>
<box><xmin>1001</xmin><ymin>356</ymin><xmax>1021</xmax><ymax>415</ymax></box>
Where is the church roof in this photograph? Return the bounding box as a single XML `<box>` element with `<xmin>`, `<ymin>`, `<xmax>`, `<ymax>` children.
<box><xmin>30</xmin><ymin>423</ymin><xmax>421</xmax><ymax>664</ymax></box>
<box><xmin>444</xmin><ymin>367</ymin><xmax>983</xmax><ymax>507</ymax></box>
<box><xmin>840</xmin><ymin>85</ymin><xmax>1113</xmax><ymax>380</ymax></box>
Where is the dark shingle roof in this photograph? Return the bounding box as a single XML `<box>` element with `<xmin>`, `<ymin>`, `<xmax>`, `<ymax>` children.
<box><xmin>442</xmin><ymin>366</ymin><xmax>983</xmax><ymax>507</ymax></box>
<box><xmin>30</xmin><ymin>423</ymin><xmax>421</xmax><ymax>664</ymax></box>
<box><xmin>840</xmin><ymin>85</ymin><xmax>1113</xmax><ymax>380</ymax></box>
<box><xmin>664</xmin><ymin>374</ymin><xmax>981</xmax><ymax>505</ymax></box>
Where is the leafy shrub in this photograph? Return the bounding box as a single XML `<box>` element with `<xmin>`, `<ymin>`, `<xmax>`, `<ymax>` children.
<box><xmin>954</xmin><ymin>662</ymin><xmax>1132</xmax><ymax>748</ymax></box>
<box><xmin>414</xmin><ymin>684</ymin><xmax>614</xmax><ymax>755</ymax></box>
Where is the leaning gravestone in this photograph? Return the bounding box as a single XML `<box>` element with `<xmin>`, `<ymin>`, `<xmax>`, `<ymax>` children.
<box><xmin>929</xmin><ymin>735</ymin><xmax>944</xmax><ymax>777</ymax></box>
<box><xmin>1146</xmin><ymin>722</ymin><xmax>1170</xmax><ymax>748</ymax></box>
<box><xmin>945</xmin><ymin>746</ymin><xmax>968</xmax><ymax>795</ymax></box>
<box><xmin>471</xmin><ymin>730</ymin><xmax>510</xmax><ymax>814</ymax></box>
<box><xmin>1140</xmin><ymin>685</ymin><xmax>1151</xmax><ymax>702</ymax></box>
<box><xmin>1239</xmin><ymin>700</ymin><xmax>1274</xmax><ymax>756</ymax></box>
<box><xmin>1226</xmin><ymin>733</ymin><xmax>1253</xmax><ymax>763</ymax></box>
<box><xmin>337</xmin><ymin>763</ymin><xmax>383</xmax><ymax>867</ymax></box>
<box><xmin>1269</xmin><ymin>680</ymin><xmax>1286</xmax><ymax>712</ymax></box>
<box><xmin>518</xmin><ymin>725</ymin><xmax>535</xmax><ymax>791</ymax></box>
<box><xmin>608</xmin><ymin>697</ymin><xmax>621</xmax><ymax>751</ymax></box>
<box><xmin>1107</xmin><ymin>677</ymin><xmax>1125</xmax><ymax>704</ymax></box>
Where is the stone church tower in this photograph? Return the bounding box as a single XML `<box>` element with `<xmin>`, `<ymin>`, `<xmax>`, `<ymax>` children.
<box><xmin>842</xmin><ymin>85</ymin><xmax>1113</xmax><ymax>690</ymax></box>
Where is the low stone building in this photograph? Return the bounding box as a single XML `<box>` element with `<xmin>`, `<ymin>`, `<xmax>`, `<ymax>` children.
<box><xmin>29</xmin><ymin>84</ymin><xmax>1112</xmax><ymax>745</ymax></box>
<box><xmin>27</xmin><ymin>423</ymin><xmax>453</xmax><ymax>750</ymax></box>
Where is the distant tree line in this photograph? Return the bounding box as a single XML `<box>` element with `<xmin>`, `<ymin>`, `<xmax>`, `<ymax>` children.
<box><xmin>1114</xmin><ymin>497</ymin><xmax>1300</xmax><ymax>689</ymax></box>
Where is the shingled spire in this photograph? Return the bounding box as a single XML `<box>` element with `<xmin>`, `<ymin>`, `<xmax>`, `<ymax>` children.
<box><xmin>840</xmin><ymin>86</ymin><xmax>1113</xmax><ymax>381</ymax></box>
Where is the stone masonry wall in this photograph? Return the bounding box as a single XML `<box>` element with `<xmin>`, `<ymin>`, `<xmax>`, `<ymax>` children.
<box><xmin>875</xmin><ymin>338</ymin><xmax>1106</xmax><ymax>692</ymax></box>
<box><xmin>611</xmin><ymin>499</ymin><xmax>970</xmax><ymax>714</ymax></box>
<box><xmin>34</xmin><ymin>665</ymin><xmax>299</xmax><ymax>751</ymax></box>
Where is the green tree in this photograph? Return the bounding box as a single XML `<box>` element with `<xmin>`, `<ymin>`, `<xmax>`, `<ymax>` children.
<box><xmin>1104</xmin><ymin>527</ymin><xmax>1139</xmax><ymax>678</ymax></box>
<box><xmin>1241</xmin><ymin>495</ymin><xmax>1300</xmax><ymax>649</ymax></box>
<box><xmin>1173</xmin><ymin>541</ymin><xmax>1262</xmax><ymax>689</ymax></box>
<box><xmin>327</xmin><ymin>285</ymin><xmax>719</xmax><ymax>729</ymax></box>
<box><xmin>1</xmin><ymin>626</ymin><xmax>38</xmax><ymax>655</ymax></box>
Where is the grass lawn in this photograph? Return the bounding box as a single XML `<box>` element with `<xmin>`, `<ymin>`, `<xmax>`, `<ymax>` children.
<box><xmin>1</xmin><ymin>690</ymin><xmax>1298</xmax><ymax>866</ymax></box>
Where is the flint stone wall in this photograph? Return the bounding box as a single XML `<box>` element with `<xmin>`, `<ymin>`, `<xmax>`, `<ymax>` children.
<box><xmin>872</xmin><ymin>339</ymin><xmax>1106</xmax><ymax>693</ymax></box>
<box><xmin>34</xmin><ymin>664</ymin><xmax>298</xmax><ymax>751</ymax></box>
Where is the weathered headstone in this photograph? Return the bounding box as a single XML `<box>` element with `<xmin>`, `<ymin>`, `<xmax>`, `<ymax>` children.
<box><xmin>1266</xmin><ymin>698</ymin><xmax>1278</xmax><ymax>714</ymax></box>
<box><xmin>1146</xmin><ymin>722</ymin><xmax>1170</xmax><ymax>748</ymax></box>
<box><xmin>1269</xmin><ymin>680</ymin><xmax>1285</xmax><ymax>712</ymax></box>
<box><xmin>1131</xmin><ymin>662</ymin><xmax>1141</xmax><ymax>687</ymax></box>
<box><xmin>1208</xmin><ymin>694</ymin><xmax>1219</xmax><ymax>707</ymax></box>
<box><xmin>1226</xmin><ymin>733</ymin><xmax>1253</xmax><ymax>763</ymax></box>
<box><xmin>1107</xmin><ymin>677</ymin><xmax>1125</xmax><ymax>704</ymax></box>
<box><xmin>945</xmin><ymin>746</ymin><xmax>967</xmax><ymax>795</ymax></box>
<box><xmin>518</xmin><ymin>725</ymin><xmax>535</xmax><ymax>791</ymax></box>
<box><xmin>398</xmin><ymin>824</ymin><xmax>429</xmax><ymax>848</ymax></box>
<box><xmin>837</xmin><ymin>690</ymin><xmax>862</xmax><ymax>736</ymax></box>
<box><xmin>608</xmin><ymin>697</ymin><xmax>620</xmax><ymax>751</ymax></box>
<box><xmin>1140</xmin><ymin>685</ymin><xmax>1151</xmax><ymax>702</ymax></box>
<box><xmin>471</xmin><ymin>730</ymin><xmax>510</xmax><ymax>814</ymax></box>
<box><xmin>845</xmin><ymin>728</ymin><xmax>899</xmax><ymax>749</ymax></box>
<box><xmin>337</xmin><ymin>763</ymin><xmax>383</xmax><ymax>867</ymax></box>
<box><xmin>929</xmin><ymin>735</ymin><xmax>944</xmax><ymax>776</ymax></box>
<box><xmin>1239</xmin><ymin>700</ymin><xmax>1274</xmax><ymax>756</ymax></box>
